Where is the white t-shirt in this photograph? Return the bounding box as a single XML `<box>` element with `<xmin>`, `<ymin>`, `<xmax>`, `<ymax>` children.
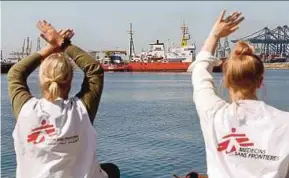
<box><xmin>13</xmin><ymin>97</ymin><xmax>108</xmax><ymax>178</ymax></box>
<box><xmin>189</xmin><ymin>51</ymin><xmax>289</xmax><ymax>178</ymax></box>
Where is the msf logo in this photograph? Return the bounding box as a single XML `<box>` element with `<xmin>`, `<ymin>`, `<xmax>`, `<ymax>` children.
<box><xmin>217</xmin><ymin>128</ymin><xmax>254</xmax><ymax>154</ymax></box>
<box><xmin>27</xmin><ymin>119</ymin><xmax>56</xmax><ymax>144</ymax></box>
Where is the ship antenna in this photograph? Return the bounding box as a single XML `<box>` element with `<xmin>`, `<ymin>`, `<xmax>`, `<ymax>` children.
<box><xmin>128</xmin><ymin>23</ymin><xmax>136</xmax><ymax>61</ymax></box>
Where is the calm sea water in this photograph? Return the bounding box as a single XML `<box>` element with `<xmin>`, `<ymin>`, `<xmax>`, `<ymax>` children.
<box><xmin>1</xmin><ymin>70</ymin><xmax>289</xmax><ymax>178</ymax></box>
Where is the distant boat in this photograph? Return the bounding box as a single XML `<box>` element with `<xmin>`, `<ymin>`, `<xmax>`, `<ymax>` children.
<box><xmin>88</xmin><ymin>50</ymin><xmax>129</xmax><ymax>72</ymax></box>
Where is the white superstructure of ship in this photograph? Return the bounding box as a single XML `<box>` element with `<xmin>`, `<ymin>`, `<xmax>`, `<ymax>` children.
<box><xmin>132</xmin><ymin>22</ymin><xmax>196</xmax><ymax>63</ymax></box>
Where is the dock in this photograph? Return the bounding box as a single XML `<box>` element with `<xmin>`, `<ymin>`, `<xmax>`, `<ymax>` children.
<box><xmin>264</xmin><ymin>62</ymin><xmax>289</xmax><ymax>69</ymax></box>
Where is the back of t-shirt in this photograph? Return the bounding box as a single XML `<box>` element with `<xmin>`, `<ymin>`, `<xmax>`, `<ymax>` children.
<box><xmin>200</xmin><ymin>100</ymin><xmax>289</xmax><ymax>178</ymax></box>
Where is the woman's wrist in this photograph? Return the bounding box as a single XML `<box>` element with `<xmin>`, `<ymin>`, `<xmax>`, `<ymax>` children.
<box><xmin>60</xmin><ymin>38</ymin><xmax>72</xmax><ymax>51</ymax></box>
<box><xmin>37</xmin><ymin>45</ymin><xmax>58</xmax><ymax>59</ymax></box>
<box><xmin>209</xmin><ymin>29</ymin><xmax>221</xmax><ymax>41</ymax></box>
<box><xmin>56</xmin><ymin>37</ymin><xmax>64</xmax><ymax>48</ymax></box>
<box><xmin>201</xmin><ymin>31</ymin><xmax>220</xmax><ymax>54</ymax></box>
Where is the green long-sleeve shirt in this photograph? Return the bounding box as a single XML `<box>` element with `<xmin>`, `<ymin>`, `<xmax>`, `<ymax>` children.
<box><xmin>7</xmin><ymin>45</ymin><xmax>104</xmax><ymax>124</ymax></box>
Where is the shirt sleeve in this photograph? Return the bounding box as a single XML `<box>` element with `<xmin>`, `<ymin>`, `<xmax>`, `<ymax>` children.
<box><xmin>188</xmin><ymin>50</ymin><xmax>227</xmax><ymax>120</ymax></box>
<box><xmin>7</xmin><ymin>53</ymin><xmax>42</xmax><ymax>119</ymax></box>
<box><xmin>64</xmin><ymin>45</ymin><xmax>104</xmax><ymax>124</ymax></box>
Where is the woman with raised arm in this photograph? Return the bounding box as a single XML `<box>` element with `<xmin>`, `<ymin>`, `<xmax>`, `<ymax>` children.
<box><xmin>188</xmin><ymin>10</ymin><xmax>289</xmax><ymax>178</ymax></box>
<box><xmin>8</xmin><ymin>21</ymin><xmax>120</xmax><ymax>178</ymax></box>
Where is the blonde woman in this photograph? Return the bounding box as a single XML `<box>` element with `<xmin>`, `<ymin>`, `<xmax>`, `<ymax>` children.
<box><xmin>8</xmin><ymin>21</ymin><xmax>119</xmax><ymax>178</ymax></box>
<box><xmin>189</xmin><ymin>11</ymin><xmax>289</xmax><ymax>178</ymax></box>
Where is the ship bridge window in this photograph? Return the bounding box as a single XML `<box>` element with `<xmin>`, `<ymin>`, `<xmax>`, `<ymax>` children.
<box><xmin>184</xmin><ymin>48</ymin><xmax>194</xmax><ymax>51</ymax></box>
<box><xmin>154</xmin><ymin>47</ymin><xmax>163</xmax><ymax>51</ymax></box>
<box><xmin>111</xmin><ymin>56</ymin><xmax>123</xmax><ymax>61</ymax></box>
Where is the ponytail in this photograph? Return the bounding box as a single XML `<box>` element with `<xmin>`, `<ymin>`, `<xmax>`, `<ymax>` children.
<box><xmin>47</xmin><ymin>81</ymin><xmax>60</xmax><ymax>101</ymax></box>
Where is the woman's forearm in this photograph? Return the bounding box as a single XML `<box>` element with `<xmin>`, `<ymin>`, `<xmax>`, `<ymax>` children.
<box><xmin>7</xmin><ymin>53</ymin><xmax>42</xmax><ymax>119</ymax></box>
<box><xmin>201</xmin><ymin>33</ymin><xmax>219</xmax><ymax>55</ymax></box>
<box><xmin>64</xmin><ymin>44</ymin><xmax>104</xmax><ymax>124</ymax></box>
<box><xmin>37</xmin><ymin>44</ymin><xmax>59</xmax><ymax>59</ymax></box>
<box><xmin>190</xmin><ymin>33</ymin><xmax>225</xmax><ymax>114</ymax></box>
<box><xmin>8</xmin><ymin>45</ymin><xmax>57</xmax><ymax>119</ymax></box>
<box><xmin>64</xmin><ymin>44</ymin><xmax>97</xmax><ymax>69</ymax></box>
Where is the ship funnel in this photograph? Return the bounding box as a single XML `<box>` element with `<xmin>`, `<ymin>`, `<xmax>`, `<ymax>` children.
<box><xmin>157</xmin><ymin>40</ymin><xmax>159</xmax><ymax>44</ymax></box>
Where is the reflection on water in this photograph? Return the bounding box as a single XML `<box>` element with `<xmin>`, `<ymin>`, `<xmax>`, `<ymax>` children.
<box><xmin>1</xmin><ymin>70</ymin><xmax>289</xmax><ymax>178</ymax></box>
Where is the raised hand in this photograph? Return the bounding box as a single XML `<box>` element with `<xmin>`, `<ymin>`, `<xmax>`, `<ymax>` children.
<box><xmin>211</xmin><ymin>10</ymin><xmax>245</xmax><ymax>39</ymax></box>
<box><xmin>36</xmin><ymin>21</ymin><xmax>75</xmax><ymax>57</ymax></box>
<box><xmin>36</xmin><ymin>20</ymin><xmax>64</xmax><ymax>47</ymax></box>
<box><xmin>58</xmin><ymin>29</ymin><xmax>75</xmax><ymax>40</ymax></box>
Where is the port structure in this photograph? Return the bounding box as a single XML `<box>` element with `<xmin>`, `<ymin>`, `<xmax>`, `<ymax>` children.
<box><xmin>36</xmin><ymin>37</ymin><xmax>41</xmax><ymax>51</ymax></box>
<box><xmin>215</xmin><ymin>37</ymin><xmax>231</xmax><ymax>59</ymax></box>
<box><xmin>128</xmin><ymin>23</ymin><xmax>136</xmax><ymax>61</ymax></box>
<box><xmin>0</xmin><ymin>49</ymin><xmax>3</xmax><ymax>62</ymax></box>
<box><xmin>8</xmin><ymin>37</ymin><xmax>33</xmax><ymax>62</ymax></box>
<box><xmin>231</xmin><ymin>25</ymin><xmax>289</xmax><ymax>61</ymax></box>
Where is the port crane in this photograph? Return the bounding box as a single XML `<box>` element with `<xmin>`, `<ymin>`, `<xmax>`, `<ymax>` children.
<box><xmin>231</xmin><ymin>25</ymin><xmax>289</xmax><ymax>62</ymax></box>
<box><xmin>8</xmin><ymin>37</ymin><xmax>33</xmax><ymax>62</ymax></box>
<box><xmin>215</xmin><ymin>37</ymin><xmax>231</xmax><ymax>59</ymax></box>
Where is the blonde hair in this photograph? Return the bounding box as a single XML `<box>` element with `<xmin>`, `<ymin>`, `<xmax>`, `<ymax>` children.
<box><xmin>222</xmin><ymin>41</ymin><xmax>264</xmax><ymax>100</ymax></box>
<box><xmin>39</xmin><ymin>53</ymin><xmax>73</xmax><ymax>102</ymax></box>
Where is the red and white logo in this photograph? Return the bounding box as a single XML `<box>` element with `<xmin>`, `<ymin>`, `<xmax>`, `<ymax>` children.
<box><xmin>217</xmin><ymin>128</ymin><xmax>254</xmax><ymax>154</ymax></box>
<box><xmin>27</xmin><ymin>119</ymin><xmax>56</xmax><ymax>144</ymax></box>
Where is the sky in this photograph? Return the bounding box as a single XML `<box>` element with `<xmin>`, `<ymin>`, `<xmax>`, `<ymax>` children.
<box><xmin>1</xmin><ymin>1</ymin><xmax>289</xmax><ymax>57</ymax></box>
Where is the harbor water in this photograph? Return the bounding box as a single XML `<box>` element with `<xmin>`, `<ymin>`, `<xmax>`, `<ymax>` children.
<box><xmin>1</xmin><ymin>70</ymin><xmax>289</xmax><ymax>178</ymax></box>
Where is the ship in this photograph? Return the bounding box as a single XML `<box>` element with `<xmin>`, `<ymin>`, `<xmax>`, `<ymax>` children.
<box><xmin>89</xmin><ymin>50</ymin><xmax>130</xmax><ymax>72</ymax></box>
<box><xmin>101</xmin><ymin>50</ymin><xmax>130</xmax><ymax>71</ymax></box>
<box><xmin>91</xmin><ymin>23</ymin><xmax>230</xmax><ymax>73</ymax></box>
<box><xmin>127</xmin><ymin>22</ymin><xmax>196</xmax><ymax>72</ymax></box>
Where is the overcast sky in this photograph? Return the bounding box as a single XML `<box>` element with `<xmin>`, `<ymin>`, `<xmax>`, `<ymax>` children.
<box><xmin>1</xmin><ymin>1</ymin><xmax>289</xmax><ymax>57</ymax></box>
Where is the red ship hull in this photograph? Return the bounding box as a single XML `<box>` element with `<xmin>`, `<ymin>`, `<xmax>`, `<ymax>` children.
<box><xmin>101</xmin><ymin>62</ymin><xmax>223</xmax><ymax>73</ymax></box>
<box><xmin>101</xmin><ymin>64</ymin><xmax>130</xmax><ymax>72</ymax></box>
<box><xmin>127</xmin><ymin>62</ymin><xmax>191</xmax><ymax>72</ymax></box>
<box><xmin>101</xmin><ymin>62</ymin><xmax>192</xmax><ymax>72</ymax></box>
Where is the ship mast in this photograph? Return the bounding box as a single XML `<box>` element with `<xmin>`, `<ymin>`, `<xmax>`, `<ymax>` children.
<box><xmin>180</xmin><ymin>21</ymin><xmax>191</xmax><ymax>48</ymax></box>
<box><xmin>128</xmin><ymin>23</ymin><xmax>136</xmax><ymax>61</ymax></box>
